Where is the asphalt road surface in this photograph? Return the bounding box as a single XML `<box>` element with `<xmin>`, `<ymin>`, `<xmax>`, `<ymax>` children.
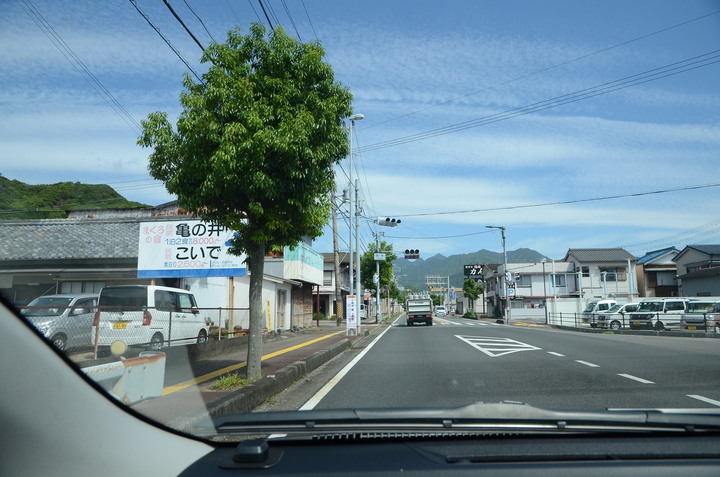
<box><xmin>261</xmin><ymin>315</ymin><xmax>720</xmax><ymax>412</ymax></box>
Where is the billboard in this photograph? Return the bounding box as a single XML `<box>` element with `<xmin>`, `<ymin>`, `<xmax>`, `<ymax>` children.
<box><xmin>137</xmin><ymin>220</ymin><xmax>247</xmax><ymax>278</ymax></box>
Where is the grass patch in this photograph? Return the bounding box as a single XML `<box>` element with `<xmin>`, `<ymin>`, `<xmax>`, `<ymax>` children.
<box><xmin>210</xmin><ymin>372</ymin><xmax>251</xmax><ymax>390</ymax></box>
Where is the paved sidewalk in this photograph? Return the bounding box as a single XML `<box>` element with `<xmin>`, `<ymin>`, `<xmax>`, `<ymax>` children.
<box><xmin>131</xmin><ymin>321</ymin><xmax>383</xmax><ymax>427</ymax></box>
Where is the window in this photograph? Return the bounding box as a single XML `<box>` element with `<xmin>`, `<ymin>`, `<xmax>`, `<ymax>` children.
<box><xmin>599</xmin><ymin>267</ymin><xmax>627</xmax><ymax>281</ymax></box>
<box><xmin>581</xmin><ymin>266</ymin><xmax>590</xmax><ymax>277</ymax></box>
<box><xmin>551</xmin><ymin>274</ymin><xmax>566</xmax><ymax>287</ymax></box>
<box><xmin>323</xmin><ymin>270</ymin><xmax>333</xmax><ymax>286</ymax></box>
<box><xmin>516</xmin><ymin>275</ymin><xmax>532</xmax><ymax>287</ymax></box>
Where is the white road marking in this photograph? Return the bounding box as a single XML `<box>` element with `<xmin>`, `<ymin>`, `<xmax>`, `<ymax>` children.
<box><xmin>618</xmin><ymin>373</ymin><xmax>655</xmax><ymax>384</ymax></box>
<box><xmin>687</xmin><ymin>394</ymin><xmax>720</xmax><ymax>407</ymax></box>
<box><xmin>300</xmin><ymin>324</ymin><xmax>393</xmax><ymax>410</ymax></box>
<box><xmin>455</xmin><ymin>335</ymin><xmax>541</xmax><ymax>357</ymax></box>
<box><xmin>575</xmin><ymin>360</ymin><xmax>600</xmax><ymax>368</ymax></box>
<box><xmin>547</xmin><ymin>351</ymin><xmax>565</xmax><ymax>357</ymax></box>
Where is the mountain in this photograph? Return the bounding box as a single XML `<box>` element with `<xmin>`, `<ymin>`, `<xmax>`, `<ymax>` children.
<box><xmin>0</xmin><ymin>175</ymin><xmax>148</xmax><ymax>220</ymax></box>
<box><xmin>393</xmin><ymin>248</ymin><xmax>548</xmax><ymax>291</ymax></box>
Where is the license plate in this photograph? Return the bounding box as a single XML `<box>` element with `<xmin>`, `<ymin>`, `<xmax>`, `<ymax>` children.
<box><xmin>633</xmin><ymin>322</ymin><xmax>642</xmax><ymax>326</ymax></box>
<box><xmin>113</xmin><ymin>321</ymin><xmax>128</xmax><ymax>329</ymax></box>
<box><xmin>688</xmin><ymin>326</ymin><xmax>697</xmax><ymax>331</ymax></box>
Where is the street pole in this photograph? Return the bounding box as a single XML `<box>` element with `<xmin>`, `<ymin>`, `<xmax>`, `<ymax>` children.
<box><xmin>375</xmin><ymin>232</ymin><xmax>381</xmax><ymax>324</ymax></box>
<box><xmin>541</xmin><ymin>259</ymin><xmax>548</xmax><ymax>324</ymax></box>
<box><xmin>331</xmin><ymin>193</ymin><xmax>342</xmax><ymax>326</ymax></box>
<box><xmin>347</xmin><ymin>114</ymin><xmax>363</xmax><ymax>335</ymax></box>
<box><xmin>355</xmin><ymin>181</ymin><xmax>361</xmax><ymax>333</ymax></box>
<box><xmin>486</xmin><ymin>225</ymin><xmax>510</xmax><ymax>323</ymax></box>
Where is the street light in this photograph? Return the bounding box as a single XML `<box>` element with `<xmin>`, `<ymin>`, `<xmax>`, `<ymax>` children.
<box><xmin>486</xmin><ymin>225</ymin><xmax>510</xmax><ymax>323</ymax></box>
<box><xmin>347</xmin><ymin>113</ymin><xmax>363</xmax><ymax>336</ymax></box>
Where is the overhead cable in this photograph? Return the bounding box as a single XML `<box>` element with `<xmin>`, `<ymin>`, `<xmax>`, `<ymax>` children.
<box><xmin>360</xmin><ymin>50</ymin><xmax>720</xmax><ymax>153</ymax></box>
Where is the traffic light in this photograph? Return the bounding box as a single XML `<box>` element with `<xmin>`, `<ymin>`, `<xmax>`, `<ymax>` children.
<box><xmin>404</xmin><ymin>249</ymin><xmax>420</xmax><ymax>260</ymax></box>
<box><xmin>378</xmin><ymin>217</ymin><xmax>401</xmax><ymax>227</ymax></box>
<box><xmin>514</xmin><ymin>272</ymin><xmax>520</xmax><ymax>281</ymax></box>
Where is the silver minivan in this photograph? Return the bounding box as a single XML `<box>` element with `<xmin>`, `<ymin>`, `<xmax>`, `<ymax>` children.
<box><xmin>22</xmin><ymin>293</ymin><xmax>98</xmax><ymax>351</ymax></box>
<box><xmin>92</xmin><ymin>285</ymin><xmax>208</xmax><ymax>350</ymax></box>
<box><xmin>680</xmin><ymin>299</ymin><xmax>720</xmax><ymax>333</ymax></box>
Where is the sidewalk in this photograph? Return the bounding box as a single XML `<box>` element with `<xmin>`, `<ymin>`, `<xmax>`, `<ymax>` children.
<box><xmin>131</xmin><ymin>321</ymin><xmax>384</xmax><ymax>431</ymax></box>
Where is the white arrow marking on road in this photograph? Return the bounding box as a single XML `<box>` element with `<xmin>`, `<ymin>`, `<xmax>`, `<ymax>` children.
<box><xmin>455</xmin><ymin>335</ymin><xmax>541</xmax><ymax>357</ymax></box>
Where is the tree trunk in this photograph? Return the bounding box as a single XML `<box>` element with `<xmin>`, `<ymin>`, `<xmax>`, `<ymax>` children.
<box><xmin>246</xmin><ymin>240</ymin><xmax>266</xmax><ymax>381</ymax></box>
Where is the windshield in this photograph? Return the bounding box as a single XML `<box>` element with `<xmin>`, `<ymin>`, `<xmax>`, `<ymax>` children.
<box><xmin>2</xmin><ymin>0</ymin><xmax>719</xmax><ymax>444</ymax></box>
<box><xmin>637</xmin><ymin>302</ymin><xmax>663</xmax><ymax>312</ymax></box>
<box><xmin>686</xmin><ymin>302</ymin><xmax>718</xmax><ymax>313</ymax></box>
<box><xmin>22</xmin><ymin>297</ymin><xmax>73</xmax><ymax>317</ymax></box>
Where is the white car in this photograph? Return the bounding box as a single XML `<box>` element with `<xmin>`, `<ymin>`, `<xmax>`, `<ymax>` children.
<box><xmin>435</xmin><ymin>305</ymin><xmax>447</xmax><ymax>316</ymax></box>
<box><xmin>22</xmin><ymin>294</ymin><xmax>98</xmax><ymax>351</ymax></box>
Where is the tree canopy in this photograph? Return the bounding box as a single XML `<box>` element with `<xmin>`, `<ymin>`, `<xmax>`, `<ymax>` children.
<box><xmin>138</xmin><ymin>23</ymin><xmax>353</xmax><ymax>380</ymax></box>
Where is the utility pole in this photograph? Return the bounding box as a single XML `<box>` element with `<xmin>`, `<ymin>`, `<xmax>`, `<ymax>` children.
<box><xmin>331</xmin><ymin>193</ymin><xmax>342</xmax><ymax>326</ymax></box>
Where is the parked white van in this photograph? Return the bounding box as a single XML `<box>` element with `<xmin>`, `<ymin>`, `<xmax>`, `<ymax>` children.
<box><xmin>628</xmin><ymin>297</ymin><xmax>691</xmax><ymax>331</ymax></box>
<box><xmin>582</xmin><ymin>299</ymin><xmax>617</xmax><ymax>326</ymax></box>
<box><xmin>93</xmin><ymin>285</ymin><xmax>208</xmax><ymax>350</ymax></box>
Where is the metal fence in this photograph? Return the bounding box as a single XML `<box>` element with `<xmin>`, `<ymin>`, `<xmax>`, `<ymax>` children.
<box><xmin>547</xmin><ymin>312</ymin><xmax>719</xmax><ymax>333</ymax></box>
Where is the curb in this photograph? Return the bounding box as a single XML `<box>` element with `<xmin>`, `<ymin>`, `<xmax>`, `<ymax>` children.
<box><xmin>168</xmin><ymin>338</ymin><xmax>352</xmax><ymax>433</ymax></box>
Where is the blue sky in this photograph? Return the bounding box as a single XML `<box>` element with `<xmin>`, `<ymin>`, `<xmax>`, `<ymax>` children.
<box><xmin>1</xmin><ymin>0</ymin><xmax>719</xmax><ymax>260</ymax></box>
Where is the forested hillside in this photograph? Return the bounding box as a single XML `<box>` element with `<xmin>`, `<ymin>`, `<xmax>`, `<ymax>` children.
<box><xmin>0</xmin><ymin>175</ymin><xmax>148</xmax><ymax>219</ymax></box>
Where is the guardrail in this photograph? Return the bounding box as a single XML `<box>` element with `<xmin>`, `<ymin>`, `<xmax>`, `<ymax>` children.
<box><xmin>547</xmin><ymin>312</ymin><xmax>719</xmax><ymax>334</ymax></box>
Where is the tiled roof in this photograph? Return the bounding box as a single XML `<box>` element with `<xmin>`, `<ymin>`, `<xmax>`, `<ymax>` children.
<box><xmin>564</xmin><ymin>248</ymin><xmax>636</xmax><ymax>262</ymax></box>
<box><xmin>637</xmin><ymin>247</ymin><xmax>679</xmax><ymax>265</ymax></box>
<box><xmin>0</xmin><ymin>217</ymin><xmax>185</xmax><ymax>261</ymax></box>
<box><xmin>685</xmin><ymin>245</ymin><xmax>720</xmax><ymax>256</ymax></box>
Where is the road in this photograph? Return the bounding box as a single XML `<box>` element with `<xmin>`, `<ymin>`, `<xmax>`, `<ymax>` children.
<box><xmin>264</xmin><ymin>315</ymin><xmax>720</xmax><ymax>412</ymax></box>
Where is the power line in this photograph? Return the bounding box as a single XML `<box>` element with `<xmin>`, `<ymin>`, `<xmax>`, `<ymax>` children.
<box><xmin>183</xmin><ymin>0</ymin><xmax>217</xmax><ymax>44</ymax></box>
<box><xmin>257</xmin><ymin>0</ymin><xmax>275</xmax><ymax>30</ymax></box>
<box><xmin>280</xmin><ymin>0</ymin><xmax>302</xmax><ymax>42</ymax></box>
<box><xmin>386</xmin><ymin>230</ymin><xmax>495</xmax><ymax>240</ymax></box>
<box><xmin>300</xmin><ymin>0</ymin><xmax>318</xmax><ymax>42</ymax></box>
<box><xmin>360</xmin><ymin>50</ymin><xmax>720</xmax><ymax>153</ymax></box>
<box><xmin>129</xmin><ymin>0</ymin><xmax>203</xmax><ymax>83</ymax></box>
<box><xmin>19</xmin><ymin>0</ymin><xmax>142</xmax><ymax>134</ymax></box>
<box><xmin>162</xmin><ymin>0</ymin><xmax>205</xmax><ymax>51</ymax></box>
<box><xmin>390</xmin><ymin>183</ymin><xmax>720</xmax><ymax>218</ymax></box>
<box><xmin>362</xmin><ymin>9</ymin><xmax>720</xmax><ymax>132</ymax></box>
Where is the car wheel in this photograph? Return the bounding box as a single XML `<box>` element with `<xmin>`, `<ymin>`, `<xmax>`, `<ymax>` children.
<box><xmin>654</xmin><ymin>321</ymin><xmax>665</xmax><ymax>331</ymax></box>
<box><xmin>149</xmin><ymin>333</ymin><xmax>164</xmax><ymax>350</ymax></box>
<box><xmin>427</xmin><ymin>320</ymin><xmax>433</xmax><ymax>326</ymax></box>
<box><xmin>50</xmin><ymin>333</ymin><xmax>67</xmax><ymax>351</ymax></box>
<box><xmin>609</xmin><ymin>320</ymin><xmax>621</xmax><ymax>331</ymax></box>
<box><xmin>590</xmin><ymin>323</ymin><xmax>597</xmax><ymax>328</ymax></box>
<box><xmin>197</xmin><ymin>329</ymin><xmax>208</xmax><ymax>344</ymax></box>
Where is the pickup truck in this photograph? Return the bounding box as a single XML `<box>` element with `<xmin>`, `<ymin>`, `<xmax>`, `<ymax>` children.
<box><xmin>405</xmin><ymin>297</ymin><xmax>433</xmax><ymax>326</ymax></box>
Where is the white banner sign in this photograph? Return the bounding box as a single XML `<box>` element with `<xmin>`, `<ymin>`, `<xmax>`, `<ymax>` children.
<box><xmin>346</xmin><ymin>295</ymin><xmax>357</xmax><ymax>332</ymax></box>
<box><xmin>137</xmin><ymin>220</ymin><xmax>247</xmax><ymax>278</ymax></box>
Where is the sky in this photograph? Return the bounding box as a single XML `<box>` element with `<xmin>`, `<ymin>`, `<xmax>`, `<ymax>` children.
<box><xmin>1</xmin><ymin>0</ymin><xmax>719</xmax><ymax>261</ymax></box>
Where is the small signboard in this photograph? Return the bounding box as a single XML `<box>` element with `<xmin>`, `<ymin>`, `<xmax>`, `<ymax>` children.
<box><xmin>374</xmin><ymin>253</ymin><xmax>386</xmax><ymax>260</ymax></box>
<box><xmin>464</xmin><ymin>264</ymin><xmax>483</xmax><ymax>277</ymax></box>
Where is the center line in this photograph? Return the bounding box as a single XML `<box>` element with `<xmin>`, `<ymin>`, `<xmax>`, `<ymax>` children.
<box><xmin>618</xmin><ymin>373</ymin><xmax>655</xmax><ymax>384</ymax></box>
<box><xmin>576</xmin><ymin>360</ymin><xmax>599</xmax><ymax>367</ymax></box>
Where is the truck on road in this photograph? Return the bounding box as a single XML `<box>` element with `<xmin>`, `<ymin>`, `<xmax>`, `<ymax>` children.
<box><xmin>405</xmin><ymin>295</ymin><xmax>433</xmax><ymax>326</ymax></box>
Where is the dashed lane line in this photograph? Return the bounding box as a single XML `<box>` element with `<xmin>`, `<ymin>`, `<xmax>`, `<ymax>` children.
<box><xmin>575</xmin><ymin>360</ymin><xmax>600</xmax><ymax>368</ymax></box>
<box><xmin>618</xmin><ymin>373</ymin><xmax>655</xmax><ymax>384</ymax></box>
<box><xmin>547</xmin><ymin>351</ymin><xmax>565</xmax><ymax>357</ymax></box>
<box><xmin>687</xmin><ymin>394</ymin><xmax>720</xmax><ymax>407</ymax></box>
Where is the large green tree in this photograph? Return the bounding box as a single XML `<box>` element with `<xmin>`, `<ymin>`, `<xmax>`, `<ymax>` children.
<box><xmin>360</xmin><ymin>241</ymin><xmax>397</xmax><ymax>297</ymax></box>
<box><xmin>138</xmin><ymin>24</ymin><xmax>352</xmax><ymax>380</ymax></box>
<box><xmin>463</xmin><ymin>278</ymin><xmax>485</xmax><ymax>311</ymax></box>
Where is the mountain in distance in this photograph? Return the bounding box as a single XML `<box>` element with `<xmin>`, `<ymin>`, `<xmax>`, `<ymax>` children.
<box><xmin>0</xmin><ymin>174</ymin><xmax>148</xmax><ymax>220</ymax></box>
<box><xmin>393</xmin><ymin>248</ymin><xmax>549</xmax><ymax>291</ymax></box>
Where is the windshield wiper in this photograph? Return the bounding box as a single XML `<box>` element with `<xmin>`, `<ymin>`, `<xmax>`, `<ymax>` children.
<box><xmin>201</xmin><ymin>402</ymin><xmax>720</xmax><ymax>437</ymax></box>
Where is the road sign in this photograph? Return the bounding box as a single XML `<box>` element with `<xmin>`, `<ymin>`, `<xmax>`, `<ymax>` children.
<box><xmin>374</xmin><ymin>253</ymin><xmax>386</xmax><ymax>260</ymax></box>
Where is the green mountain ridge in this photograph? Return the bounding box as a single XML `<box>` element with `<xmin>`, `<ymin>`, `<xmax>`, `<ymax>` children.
<box><xmin>0</xmin><ymin>175</ymin><xmax>148</xmax><ymax>220</ymax></box>
<box><xmin>394</xmin><ymin>248</ymin><xmax>549</xmax><ymax>291</ymax></box>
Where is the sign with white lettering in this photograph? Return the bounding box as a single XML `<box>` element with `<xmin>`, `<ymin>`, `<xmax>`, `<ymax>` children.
<box><xmin>137</xmin><ymin>220</ymin><xmax>247</xmax><ymax>278</ymax></box>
